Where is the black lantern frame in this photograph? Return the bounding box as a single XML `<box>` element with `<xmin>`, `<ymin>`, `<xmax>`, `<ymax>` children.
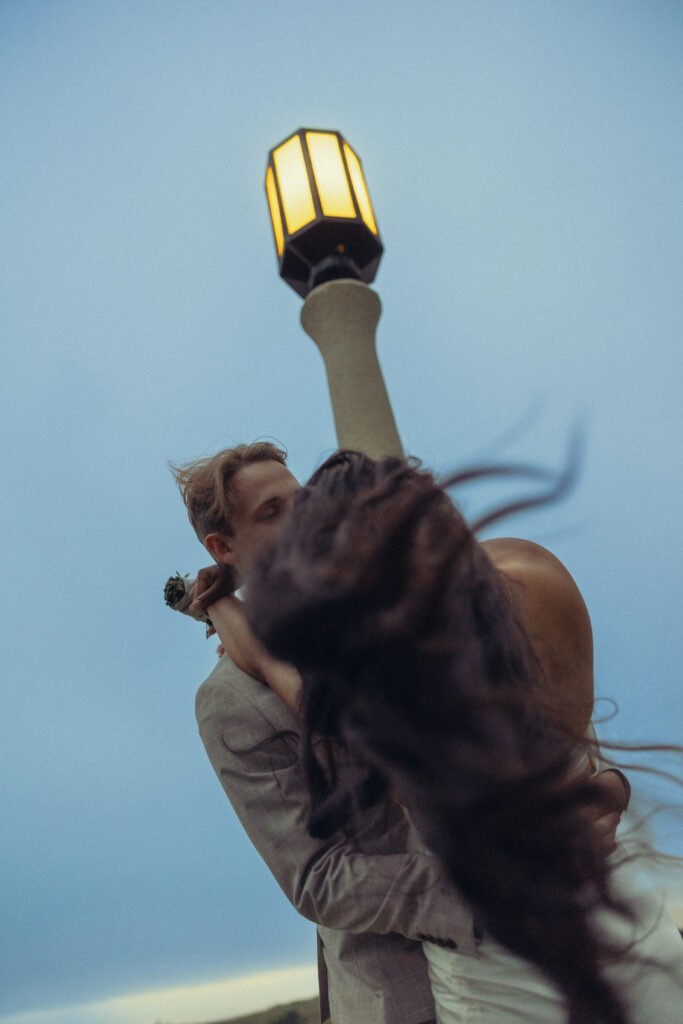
<box><xmin>265</xmin><ymin>128</ymin><xmax>383</xmax><ymax>298</ymax></box>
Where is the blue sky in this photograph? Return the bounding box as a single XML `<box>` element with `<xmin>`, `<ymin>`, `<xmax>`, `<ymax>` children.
<box><xmin>1</xmin><ymin>2</ymin><xmax>682</xmax><ymax>1021</ymax></box>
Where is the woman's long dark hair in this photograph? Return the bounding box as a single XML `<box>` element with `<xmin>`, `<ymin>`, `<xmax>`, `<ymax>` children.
<box><xmin>246</xmin><ymin>450</ymin><xmax>629</xmax><ymax>1024</ymax></box>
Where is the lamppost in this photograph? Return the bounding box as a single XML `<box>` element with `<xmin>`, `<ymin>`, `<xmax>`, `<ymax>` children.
<box><xmin>164</xmin><ymin>129</ymin><xmax>401</xmax><ymax>619</ymax></box>
<box><xmin>265</xmin><ymin>128</ymin><xmax>403</xmax><ymax>460</ymax></box>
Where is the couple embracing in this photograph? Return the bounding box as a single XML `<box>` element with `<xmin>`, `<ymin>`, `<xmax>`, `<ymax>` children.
<box><xmin>170</xmin><ymin>441</ymin><xmax>683</xmax><ymax>1024</ymax></box>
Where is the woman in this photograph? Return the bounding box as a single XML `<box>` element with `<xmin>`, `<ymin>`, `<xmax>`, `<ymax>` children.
<box><xmin>205</xmin><ymin>450</ymin><xmax>683</xmax><ymax>1024</ymax></box>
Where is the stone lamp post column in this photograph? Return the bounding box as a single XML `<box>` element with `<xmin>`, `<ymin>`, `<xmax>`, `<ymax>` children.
<box><xmin>300</xmin><ymin>279</ymin><xmax>402</xmax><ymax>459</ymax></box>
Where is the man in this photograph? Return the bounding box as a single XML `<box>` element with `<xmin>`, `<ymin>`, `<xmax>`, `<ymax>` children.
<box><xmin>171</xmin><ymin>441</ymin><xmax>629</xmax><ymax>1024</ymax></box>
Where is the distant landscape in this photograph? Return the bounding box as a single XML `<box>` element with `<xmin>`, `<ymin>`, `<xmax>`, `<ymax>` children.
<box><xmin>165</xmin><ymin>913</ymin><xmax>683</xmax><ymax>1024</ymax></box>
<box><xmin>167</xmin><ymin>995</ymin><xmax>320</xmax><ymax>1024</ymax></box>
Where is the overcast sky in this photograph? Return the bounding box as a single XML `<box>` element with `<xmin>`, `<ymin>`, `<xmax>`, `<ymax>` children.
<box><xmin>1</xmin><ymin>2</ymin><xmax>682</xmax><ymax>1023</ymax></box>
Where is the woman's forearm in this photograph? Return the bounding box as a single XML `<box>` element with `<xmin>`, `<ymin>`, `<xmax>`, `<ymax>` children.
<box><xmin>208</xmin><ymin>596</ymin><xmax>303</xmax><ymax>712</ymax></box>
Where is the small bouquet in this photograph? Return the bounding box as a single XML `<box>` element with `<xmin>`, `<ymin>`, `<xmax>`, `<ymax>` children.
<box><xmin>163</xmin><ymin>573</ymin><xmax>214</xmax><ymax>636</ymax></box>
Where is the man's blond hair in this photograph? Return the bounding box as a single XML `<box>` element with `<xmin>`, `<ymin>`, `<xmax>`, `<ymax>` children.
<box><xmin>170</xmin><ymin>442</ymin><xmax>288</xmax><ymax>542</ymax></box>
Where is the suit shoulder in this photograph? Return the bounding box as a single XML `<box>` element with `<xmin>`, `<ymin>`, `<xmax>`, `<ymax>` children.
<box><xmin>195</xmin><ymin>655</ymin><xmax>299</xmax><ymax>735</ymax></box>
<box><xmin>196</xmin><ymin>655</ymin><xmax>258</xmax><ymax>715</ymax></box>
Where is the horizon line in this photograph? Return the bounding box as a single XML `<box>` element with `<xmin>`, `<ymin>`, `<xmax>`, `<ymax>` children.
<box><xmin>0</xmin><ymin>964</ymin><xmax>319</xmax><ymax>1024</ymax></box>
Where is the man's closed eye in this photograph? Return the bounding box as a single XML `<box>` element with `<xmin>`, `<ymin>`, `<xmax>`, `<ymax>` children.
<box><xmin>259</xmin><ymin>504</ymin><xmax>282</xmax><ymax>520</ymax></box>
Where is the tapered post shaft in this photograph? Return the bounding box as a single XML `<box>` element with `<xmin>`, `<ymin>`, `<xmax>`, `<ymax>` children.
<box><xmin>300</xmin><ymin>279</ymin><xmax>403</xmax><ymax>459</ymax></box>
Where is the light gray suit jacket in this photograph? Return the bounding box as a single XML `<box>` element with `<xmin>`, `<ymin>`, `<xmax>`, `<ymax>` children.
<box><xmin>196</xmin><ymin>655</ymin><xmax>478</xmax><ymax>1024</ymax></box>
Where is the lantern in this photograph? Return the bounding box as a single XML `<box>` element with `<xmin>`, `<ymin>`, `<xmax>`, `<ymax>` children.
<box><xmin>265</xmin><ymin>128</ymin><xmax>383</xmax><ymax>298</ymax></box>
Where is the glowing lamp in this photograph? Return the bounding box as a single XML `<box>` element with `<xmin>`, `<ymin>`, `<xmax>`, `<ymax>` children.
<box><xmin>265</xmin><ymin>128</ymin><xmax>383</xmax><ymax>298</ymax></box>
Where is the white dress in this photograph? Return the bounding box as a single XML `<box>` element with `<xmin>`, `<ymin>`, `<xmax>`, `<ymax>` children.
<box><xmin>424</xmin><ymin>855</ymin><xmax>683</xmax><ymax>1024</ymax></box>
<box><xmin>422</xmin><ymin>746</ymin><xmax>683</xmax><ymax>1023</ymax></box>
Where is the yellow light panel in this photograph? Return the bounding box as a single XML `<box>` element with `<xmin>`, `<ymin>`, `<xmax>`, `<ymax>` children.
<box><xmin>273</xmin><ymin>135</ymin><xmax>316</xmax><ymax>234</ymax></box>
<box><xmin>265</xmin><ymin>166</ymin><xmax>284</xmax><ymax>257</ymax></box>
<box><xmin>307</xmin><ymin>132</ymin><xmax>355</xmax><ymax>219</ymax></box>
<box><xmin>344</xmin><ymin>143</ymin><xmax>378</xmax><ymax>235</ymax></box>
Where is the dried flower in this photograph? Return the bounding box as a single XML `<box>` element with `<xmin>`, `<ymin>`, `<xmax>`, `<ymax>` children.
<box><xmin>163</xmin><ymin>573</ymin><xmax>213</xmax><ymax>636</ymax></box>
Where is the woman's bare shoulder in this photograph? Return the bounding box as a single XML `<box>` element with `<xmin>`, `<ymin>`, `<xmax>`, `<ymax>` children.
<box><xmin>481</xmin><ymin>536</ymin><xmax>568</xmax><ymax>574</ymax></box>
<box><xmin>481</xmin><ymin>536</ymin><xmax>588</xmax><ymax>629</ymax></box>
<box><xmin>481</xmin><ymin>537</ymin><xmax>594</xmax><ymax>733</ymax></box>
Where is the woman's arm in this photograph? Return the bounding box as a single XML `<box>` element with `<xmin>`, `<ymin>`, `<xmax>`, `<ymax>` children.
<box><xmin>205</xmin><ymin>595</ymin><xmax>303</xmax><ymax>712</ymax></box>
<box><xmin>185</xmin><ymin>565</ymin><xmax>303</xmax><ymax>712</ymax></box>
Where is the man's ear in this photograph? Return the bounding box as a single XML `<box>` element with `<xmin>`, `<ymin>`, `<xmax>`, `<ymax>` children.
<box><xmin>204</xmin><ymin>532</ymin><xmax>235</xmax><ymax>566</ymax></box>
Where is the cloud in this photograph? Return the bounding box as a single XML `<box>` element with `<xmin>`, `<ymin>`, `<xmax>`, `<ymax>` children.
<box><xmin>0</xmin><ymin>965</ymin><xmax>319</xmax><ymax>1024</ymax></box>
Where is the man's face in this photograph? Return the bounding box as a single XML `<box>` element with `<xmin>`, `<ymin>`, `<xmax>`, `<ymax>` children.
<box><xmin>226</xmin><ymin>460</ymin><xmax>301</xmax><ymax>575</ymax></box>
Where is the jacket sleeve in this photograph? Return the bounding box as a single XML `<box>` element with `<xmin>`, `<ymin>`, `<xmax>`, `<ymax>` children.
<box><xmin>196</xmin><ymin>659</ymin><xmax>477</xmax><ymax>953</ymax></box>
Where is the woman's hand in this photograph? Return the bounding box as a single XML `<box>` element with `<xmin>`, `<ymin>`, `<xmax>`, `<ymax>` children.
<box><xmin>189</xmin><ymin>563</ymin><xmax>237</xmax><ymax>616</ymax></box>
<box><xmin>584</xmin><ymin>769</ymin><xmax>631</xmax><ymax>856</ymax></box>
